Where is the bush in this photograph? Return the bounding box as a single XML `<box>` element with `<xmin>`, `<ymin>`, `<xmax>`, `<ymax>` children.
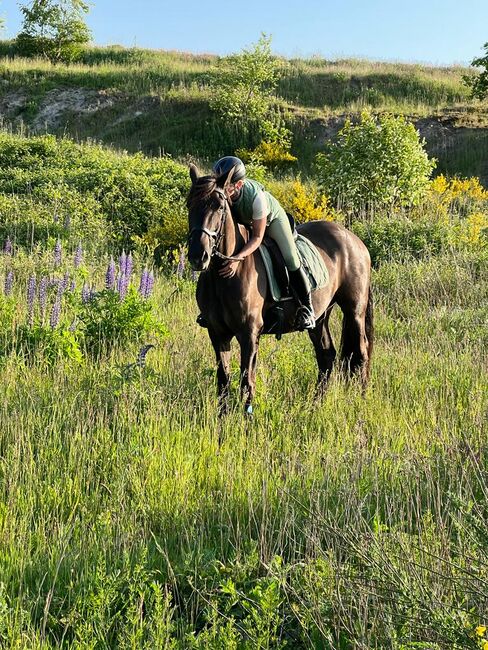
<box><xmin>316</xmin><ymin>111</ymin><xmax>436</xmax><ymax>216</ymax></box>
<box><xmin>266</xmin><ymin>177</ymin><xmax>337</xmax><ymax>223</ymax></box>
<box><xmin>0</xmin><ymin>133</ymin><xmax>190</xmax><ymax>251</ymax></box>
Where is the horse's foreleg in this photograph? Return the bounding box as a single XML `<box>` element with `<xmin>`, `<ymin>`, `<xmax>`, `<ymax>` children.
<box><xmin>238</xmin><ymin>332</ymin><xmax>260</xmax><ymax>416</ymax></box>
<box><xmin>208</xmin><ymin>329</ymin><xmax>232</xmax><ymax>416</ymax></box>
<box><xmin>308</xmin><ymin>307</ymin><xmax>336</xmax><ymax>395</ymax></box>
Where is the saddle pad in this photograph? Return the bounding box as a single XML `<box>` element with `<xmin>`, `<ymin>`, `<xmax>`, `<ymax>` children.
<box><xmin>259</xmin><ymin>234</ymin><xmax>329</xmax><ymax>303</ymax></box>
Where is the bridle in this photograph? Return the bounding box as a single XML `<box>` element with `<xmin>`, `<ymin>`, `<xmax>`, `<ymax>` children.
<box><xmin>188</xmin><ymin>187</ymin><xmax>244</xmax><ymax>263</ymax></box>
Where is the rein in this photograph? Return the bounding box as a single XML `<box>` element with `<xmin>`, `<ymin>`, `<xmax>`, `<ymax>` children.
<box><xmin>189</xmin><ymin>188</ymin><xmax>244</xmax><ymax>262</ymax></box>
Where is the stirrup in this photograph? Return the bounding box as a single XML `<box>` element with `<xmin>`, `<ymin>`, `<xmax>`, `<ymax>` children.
<box><xmin>196</xmin><ymin>314</ymin><xmax>208</xmax><ymax>328</ymax></box>
<box><xmin>295</xmin><ymin>306</ymin><xmax>316</xmax><ymax>330</ymax></box>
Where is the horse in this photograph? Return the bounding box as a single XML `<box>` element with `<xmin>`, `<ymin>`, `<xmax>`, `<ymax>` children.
<box><xmin>187</xmin><ymin>164</ymin><xmax>373</xmax><ymax>415</ymax></box>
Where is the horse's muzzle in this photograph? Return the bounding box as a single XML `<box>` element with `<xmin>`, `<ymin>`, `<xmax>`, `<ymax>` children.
<box><xmin>188</xmin><ymin>249</ymin><xmax>210</xmax><ymax>272</ymax></box>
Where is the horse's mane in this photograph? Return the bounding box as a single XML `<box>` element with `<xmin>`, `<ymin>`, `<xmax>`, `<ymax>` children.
<box><xmin>187</xmin><ymin>175</ymin><xmax>219</xmax><ymax>211</ymax></box>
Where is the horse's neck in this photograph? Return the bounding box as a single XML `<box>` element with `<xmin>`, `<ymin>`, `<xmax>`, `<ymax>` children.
<box><xmin>219</xmin><ymin>211</ymin><xmax>246</xmax><ymax>258</ymax></box>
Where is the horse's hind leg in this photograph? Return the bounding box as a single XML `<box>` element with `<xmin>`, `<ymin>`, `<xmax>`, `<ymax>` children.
<box><xmin>308</xmin><ymin>306</ymin><xmax>336</xmax><ymax>395</ymax></box>
<box><xmin>208</xmin><ymin>328</ymin><xmax>232</xmax><ymax>416</ymax></box>
<box><xmin>340</xmin><ymin>305</ymin><xmax>371</xmax><ymax>390</ymax></box>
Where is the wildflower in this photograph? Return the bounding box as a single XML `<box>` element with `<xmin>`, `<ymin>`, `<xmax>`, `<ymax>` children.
<box><xmin>4</xmin><ymin>271</ymin><xmax>14</xmax><ymax>296</ymax></box>
<box><xmin>483</xmin><ymin>641</ymin><xmax>488</xmax><ymax>650</ymax></box>
<box><xmin>3</xmin><ymin>236</ymin><xmax>12</xmax><ymax>255</ymax></box>
<box><xmin>70</xmin><ymin>279</ymin><xmax>76</xmax><ymax>292</ymax></box>
<box><xmin>125</xmin><ymin>252</ymin><xmax>133</xmax><ymax>279</ymax></box>
<box><xmin>117</xmin><ymin>273</ymin><xmax>128</xmax><ymax>300</ymax></box>
<box><xmin>27</xmin><ymin>275</ymin><xmax>36</xmax><ymax>325</ymax></box>
<box><xmin>69</xmin><ymin>318</ymin><xmax>77</xmax><ymax>332</ymax></box>
<box><xmin>137</xmin><ymin>343</ymin><xmax>155</xmax><ymax>367</ymax></box>
<box><xmin>73</xmin><ymin>242</ymin><xmax>83</xmax><ymax>269</ymax></box>
<box><xmin>119</xmin><ymin>250</ymin><xmax>127</xmax><ymax>274</ymax></box>
<box><xmin>138</xmin><ymin>267</ymin><xmax>148</xmax><ymax>297</ymax></box>
<box><xmin>145</xmin><ymin>271</ymin><xmax>154</xmax><ymax>298</ymax></box>
<box><xmin>81</xmin><ymin>282</ymin><xmax>91</xmax><ymax>303</ymax></box>
<box><xmin>38</xmin><ymin>276</ymin><xmax>49</xmax><ymax>319</ymax></box>
<box><xmin>60</xmin><ymin>272</ymin><xmax>70</xmax><ymax>294</ymax></box>
<box><xmin>176</xmin><ymin>247</ymin><xmax>186</xmax><ymax>278</ymax></box>
<box><xmin>476</xmin><ymin>626</ymin><xmax>487</xmax><ymax>637</ymax></box>
<box><xmin>105</xmin><ymin>257</ymin><xmax>116</xmax><ymax>289</ymax></box>
<box><xmin>53</xmin><ymin>239</ymin><xmax>62</xmax><ymax>267</ymax></box>
<box><xmin>50</xmin><ymin>299</ymin><xmax>61</xmax><ymax>329</ymax></box>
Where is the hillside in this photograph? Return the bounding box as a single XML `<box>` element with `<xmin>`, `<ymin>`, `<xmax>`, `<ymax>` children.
<box><xmin>0</xmin><ymin>43</ymin><xmax>487</xmax><ymax>180</ymax></box>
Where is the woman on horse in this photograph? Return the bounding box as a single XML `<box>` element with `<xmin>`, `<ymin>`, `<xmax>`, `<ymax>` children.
<box><xmin>212</xmin><ymin>155</ymin><xmax>316</xmax><ymax>330</ymax></box>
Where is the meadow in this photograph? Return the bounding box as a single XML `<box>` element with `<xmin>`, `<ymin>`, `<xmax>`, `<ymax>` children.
<box><xmin>0</xmin><ymin>130</ymin><xmax>487</xmax><ymax>648</ymax></box>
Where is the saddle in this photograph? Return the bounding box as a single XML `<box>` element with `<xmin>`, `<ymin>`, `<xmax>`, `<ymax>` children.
<box><xmin>258</xmin><ymin>214</ymin><xmax>329</xmax><ymax>338</ymax></box>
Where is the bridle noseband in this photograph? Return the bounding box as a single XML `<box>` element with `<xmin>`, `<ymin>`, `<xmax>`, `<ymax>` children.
<box><xmin>188</xmin><ymin>188</ymin><xmax>244</xmax><ymax>263</ymax></box>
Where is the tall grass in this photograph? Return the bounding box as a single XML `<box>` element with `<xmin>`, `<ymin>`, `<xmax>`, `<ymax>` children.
<box><xmin>0</xmin><ymin>243</ymin><xmax>486</xmax><ymax>647</ymax></box>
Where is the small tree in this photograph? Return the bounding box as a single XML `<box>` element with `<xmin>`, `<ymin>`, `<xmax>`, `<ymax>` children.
<box><xmin>463</xmin><ymin>42</ymin><xmax>488</xmax><ymax>100</ymax></box>
<box><xmin>316</xmin><ymin>111</ymin><xmax>435</xmax><ymax>217</ymax></box>
<box><xmin>16</xmin><ymin>0</ymin><xmax>91</xmax><ymax>63</ymax></box>
<box><xmin>210</xmin><ymin>34</ymin><xmax>292</xmax><ymax>149</ymax></box>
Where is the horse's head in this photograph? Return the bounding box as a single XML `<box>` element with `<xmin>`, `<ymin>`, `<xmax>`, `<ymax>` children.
<box><xmin>187</xmin><ymin>163</ymin><xmax>234</xmax><ymax>271</ymax></box>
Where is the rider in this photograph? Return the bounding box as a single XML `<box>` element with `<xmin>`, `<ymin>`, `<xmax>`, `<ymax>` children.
<box><xmin>212</xmin><ymin>155</ymin><xmax>315</xmax><ymax>330</ymax></box>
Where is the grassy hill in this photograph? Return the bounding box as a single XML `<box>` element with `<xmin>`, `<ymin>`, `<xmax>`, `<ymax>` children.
<box><xmin>0</xmin><ymin>43</ymin><xmax>487</xmax><ymax>179</ymax></box>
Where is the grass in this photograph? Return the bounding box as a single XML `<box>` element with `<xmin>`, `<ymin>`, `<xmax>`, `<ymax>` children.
<box><xmin>0</xmin><ymin>243</ymin><xmax>486</xmax><ymax>647</ymax></box>
<box><xmin>0</xmin><ymin>44</ymin><xmax>487</xmax><ymax>178</ymax></box>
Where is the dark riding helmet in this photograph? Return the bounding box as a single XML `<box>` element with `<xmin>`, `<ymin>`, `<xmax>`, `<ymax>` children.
<box><xmin>212</xmin><ymin>156</ymin><xmax>246</xmax><ymax>183</ymax></box>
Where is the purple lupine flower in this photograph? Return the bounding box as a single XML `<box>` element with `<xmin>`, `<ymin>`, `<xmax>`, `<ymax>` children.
<box><xmin>4</xmin><ymin>271</ymin><xmax>14</xmax><ymax>296</ymax></box>
<box><xmin>69</xmin><ymin>318</ymin><xmax>77</xmax><ymax>332</ymax></box>
<box><xmin>73</xmin><ymin>242</ymin><xmax>83</xmax><ymax>269</ymax></box>
<box><xmin>63</xmin><ymin>214</ymin><xmax>71</xmax><ymax>230</ymax></box>
<box><xmin>125</xmin><ymin>252</ymin><xmax>133</xmax><ymax>279</ymax></box>
<box><xmin>117</xmin><ymin>273</ymin><xmax>128</xmax><ymax>300</ymax></box>
<box><xmin>119</xmin><ymin>250</ymin><xmax>127</xmax><ymax>274</ymax></box>
<box><xmin>50</xmin><ymin>299</ymin><xmax>61</xmax><ymax>329</ymax></box>
<box><xmin>90</xmin><ymin>285</ymin><xmax>98</xmax><ymax>301</ymax></box>
<box><xmin>60</xmin><ymin>272</ymin><xmax>70</xmax><ymax>293</ymax></box>
<box><xmin>105</xmin><ymin>257</ymin><xmax>116</xmax><ymax>290</ymax></box>
<box><xmin>176</xmin><ymin>248</ymin><xmax>186</xmax><ymax>278</ymax></box>
<box><xmin>81</xmin><ymin>282</ymin><xmax>91</xmax><ymax>303</ymax></box>
<box><xmin>27</xmin><ymin>275</ymin><xmax>36</xmax><ymax>325</ymax></box>
<box><xmin>39</xmin><ymin>276</ymin><xmax>49</xmax><ymax>319</ymax></box>
<box><xmin>53</xmin><ymin>239</ymin><xmax>62</xmax><ymax>267</ymax></box>
<box><xmin>138</xmin><ymin>267</ymin><xmax>148</xmax><ymax>297</ymax></box>
<box><xmin>3</xmin><ymin>237</ymin><xmax>12</xmax><ymax>256</ymax></box>
<box><xmin>70</xmin><ymin>279</ymin><xmax>76</xmax><ymax>292</ymax></box>
<box><xmin>145</xmin><ymin>271</ymin><xmax>154</xmax><ymax>298</ymax></box>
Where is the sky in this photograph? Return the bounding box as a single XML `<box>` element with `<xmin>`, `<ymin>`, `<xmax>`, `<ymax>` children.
<box><xmin>2</xmin><ymin>0</ymin><xmax>487</xmax><ymax>66</ymax></box>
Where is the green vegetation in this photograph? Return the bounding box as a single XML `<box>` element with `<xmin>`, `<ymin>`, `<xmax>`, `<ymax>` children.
<box><xmin>464</xmin><ymin>41</ymin><xmax>488</xmax><ymax>100</ymax></box>
<box><xmin>316</xmin><ymin>111</ymin><xmax>436</xmax><ymax>215</ymax></box>
<box><xmin>0</xmin><ymin>42</ymin><xmax>486</xmax><ymax>177</ymax></box>
<box><xmin>0</xmin><ymin>129</ymin><xmax>487</xmax><ymax>647</ymax></box>
<box><xmin>16</xmin><ymin>0</ymin><xmax>91</xmax><ymax>63</ymax></box>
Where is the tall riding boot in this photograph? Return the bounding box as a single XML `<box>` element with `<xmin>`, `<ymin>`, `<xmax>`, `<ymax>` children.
<box><xmin>289</xmin><ymin>267</ymin><xmax>316</xmax><ymax>330</ymax></box>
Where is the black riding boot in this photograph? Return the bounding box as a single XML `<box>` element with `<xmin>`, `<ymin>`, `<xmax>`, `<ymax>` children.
<box><xmin>289</xmin><ymin>267</ymin><xmax>316</xmax><ymax>330</ymax></box>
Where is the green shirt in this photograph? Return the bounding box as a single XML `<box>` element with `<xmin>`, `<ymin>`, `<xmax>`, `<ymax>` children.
<box><xmin>232</xmin><ymin>179</ymin><xmax>287</xmax><ymax>226</ymax></box>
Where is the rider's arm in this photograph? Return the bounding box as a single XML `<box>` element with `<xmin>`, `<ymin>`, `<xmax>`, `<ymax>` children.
<box><xmin>235</xmin><ymin>191</ymin><xmax>268</xmax><ymax>259</ymax></box>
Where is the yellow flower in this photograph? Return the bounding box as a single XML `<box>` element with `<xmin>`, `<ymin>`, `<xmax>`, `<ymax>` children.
<box><xmin>482</xmin><ymin>640</ymin><xmax>488</xmax><ymax>650</ymax></box>
<box><xmin>475</xmin><ymin>624</ymin><xmax>486</xmax><ymax>637</ymax></box>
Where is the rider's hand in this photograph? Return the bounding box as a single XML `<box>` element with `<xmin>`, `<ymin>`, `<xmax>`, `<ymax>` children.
<box><xmin>219</xmin><ymin>259</ymin><xmax>240</xmax><ymax>278</ymax></box>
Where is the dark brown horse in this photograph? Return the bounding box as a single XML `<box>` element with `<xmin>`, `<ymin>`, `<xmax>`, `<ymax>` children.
<box><xmin>187</xmin><ymin>165</ymin><xmax>373</xmax><ymax>415</ymax></box>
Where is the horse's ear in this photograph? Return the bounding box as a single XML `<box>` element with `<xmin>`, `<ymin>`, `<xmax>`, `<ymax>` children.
<box><xmin>189</xmin><ymin>164</ymin><xmax>199</xmax><ymax>185</ymax></box>
<box><xmin>217</xmin><ymin>165</ymin><xmax>236</xmax><ymax>189</ymax></box>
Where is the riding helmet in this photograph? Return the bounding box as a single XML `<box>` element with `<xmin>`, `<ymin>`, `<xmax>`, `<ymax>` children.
<box><xmin>212</xmin><ymin>156</ymin><xmax>246</xmax><ymax>182</ymax></box>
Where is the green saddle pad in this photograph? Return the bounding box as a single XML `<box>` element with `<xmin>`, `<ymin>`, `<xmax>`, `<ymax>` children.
<box><xmin>259</xmin><ymin>234</ymin><xmax>329</xmax><ymax>303</ymax></box>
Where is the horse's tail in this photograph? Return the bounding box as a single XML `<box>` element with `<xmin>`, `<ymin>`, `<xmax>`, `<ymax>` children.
<box><xmin>364</xmin><ymin>283</ymin><xmax>374</xmax><ymax>376</ymax></box>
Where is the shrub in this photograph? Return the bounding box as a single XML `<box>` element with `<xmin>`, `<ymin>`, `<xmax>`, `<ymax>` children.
<box><xmin>267</xmin><ymin>177</ymin><xmax>337</xmax><ymax>223</ymax></box>
<box><xmin>316</xmin><ymin>111</ymin><xmax>436</xmax><ymax>216</ymax></box>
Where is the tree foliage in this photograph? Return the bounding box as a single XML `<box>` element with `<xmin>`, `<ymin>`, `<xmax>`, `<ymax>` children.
<box><xmin>316</xmin><ymin>112</ymin><xmax>436</xmax><ymax>215</ymax></box>
<box><xmin>16</xmin><ymin>0</ymin><xmax>91</xmax><ymax>63</ymax></box>
<box><xmin>463</xmin><ymin>42</ymin><xmax>488</xmax><ymax>100</ymax></box>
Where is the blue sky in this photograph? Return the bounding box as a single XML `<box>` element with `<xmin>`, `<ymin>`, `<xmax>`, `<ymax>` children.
<box><xmin>2</xmin><ymin>0</ymin><xmax>487</xmax><ymax>65</ymax></box>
